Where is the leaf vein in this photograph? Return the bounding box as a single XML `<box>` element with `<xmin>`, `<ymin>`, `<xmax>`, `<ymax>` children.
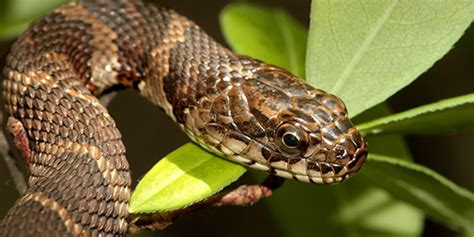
<box><xmin>331</xmin><ymin>0</ymin><xmax>399</xmax><ymax>94</ymax></box>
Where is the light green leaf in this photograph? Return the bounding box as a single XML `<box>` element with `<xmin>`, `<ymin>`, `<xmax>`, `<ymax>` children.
<box><xmin>220</xmin><ymin>3</ymin><xmax>308</xmax><ymax>77</ymax></box>
<box><xmin>307</xmin><ymin>0</ymin><xmax>474</xmax><ymax>116</ymax></box>
<box><xmin>358</xmin><ymin>93</ymin><xmax>474</xmax><ymax>136</ymax></box>
<box><xmin>364</xmin><ymin>154</ymin><xmax>474</xmax><ymax>235</ymax></box>
<box><xmin>0</xmin><ymin>0</ymin><xmax>68</xmax><ymax>38</ymax></box>
<box><xmin>129</xmin><ymin>143</ymin><xmax>246</xmax><ymax>214</ymax></box>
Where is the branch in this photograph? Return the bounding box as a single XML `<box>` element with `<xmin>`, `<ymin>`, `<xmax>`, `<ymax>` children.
<box><xmin>127</xmin><ymin>176</ymin><xmax>285</xmax><ymax>233</ymax></box>
<box><xmin>0</xmin><ymin>112</ymin><xmax>27</xmax><ymax>194</ymax></box>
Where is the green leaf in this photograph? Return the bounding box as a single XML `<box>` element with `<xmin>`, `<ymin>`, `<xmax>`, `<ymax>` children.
<box><xmin>0</xmin><ymin>0</ymin><xmax>67</xmax><ymax>38</ymax></box>
<box><xmin>129</xmin><ymin>143</ymin><xmax>246</xmax><ymax>214</ymax></box>
<box><xmin>306</xmin><ymin>0</ymin><xmax>474</xmax><ymax>116</ymax></box>
<box><xmin>220</xmin><ymin>3</ymin><xmax>308</xmax><ymax>78</ymax></box>
<box><xmin>358</xmin><ymin>93</ymin><xmax>474</xmax><ymax>136</ymax></box>
<box><xmin>364</xmin><ymin>154</ymin><xmax>474</xmax><ymax>235</ymax></box>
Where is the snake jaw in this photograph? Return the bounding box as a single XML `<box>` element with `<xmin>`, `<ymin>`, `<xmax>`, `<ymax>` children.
<box><xmin>282</xmin><ymin>149</ymin><xmax>367</xmax><ymax>184</ymax></box>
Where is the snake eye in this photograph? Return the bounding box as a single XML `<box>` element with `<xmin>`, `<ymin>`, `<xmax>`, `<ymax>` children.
<box><xmin>283</xmin><ymin>133</ymin><xmax>300</xmax><ymax>148</ymax></box>
<box><xmin>276</xmin><ymin>123</ymin><xmax>308</xmax><ymax>154</ymax></box>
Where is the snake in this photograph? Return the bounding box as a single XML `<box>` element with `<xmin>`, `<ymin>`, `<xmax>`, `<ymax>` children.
<box><xmin>0</xmin><ymin>0</ymin><xmax>368</xmax><ymax>236</ymax></box>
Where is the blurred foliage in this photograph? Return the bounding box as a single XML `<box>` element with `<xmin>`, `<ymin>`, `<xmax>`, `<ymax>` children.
<box><xmin>0</xmin><ymin>0</ymin><xmax>67</xmax><ymax>39</ymax></box>
<box><xmin>220</xmin><ymin>3</ymin><xmax>307</xmax><ymax>78</ymax></box>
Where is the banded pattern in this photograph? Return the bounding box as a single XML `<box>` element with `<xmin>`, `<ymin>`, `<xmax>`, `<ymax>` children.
<box><xmin>1</xmin><ymin>0</ymin><xmax>367</xmax><ymax>236</ymax></box>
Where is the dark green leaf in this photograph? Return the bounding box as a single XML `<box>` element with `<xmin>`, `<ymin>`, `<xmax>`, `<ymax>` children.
<box><xmin>358</xmin><ymin>93</ymin><xmax>474</xmax><ymax>136</ymax></box>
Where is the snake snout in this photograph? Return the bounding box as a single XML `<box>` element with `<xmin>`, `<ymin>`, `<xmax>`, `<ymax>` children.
<box><xmin>302</xmin><ymin>128</ymin><xmax>368</xmax><ymax>184</ymax></box>
<box><xmin>346</xmin><ymin>143</ymin><xmax>368</xmax><ymax>175</ymax></box>
<box><xmin>341</xmin><ymin>128</ymin><xmax>368</xmax><ymax>175</ymax></box>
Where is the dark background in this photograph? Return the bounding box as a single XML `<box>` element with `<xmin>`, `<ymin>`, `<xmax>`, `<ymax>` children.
<box><xmin>0</xmin><ymin>1</ymin><xmax>473</xmax><ymax>236</ymax></box>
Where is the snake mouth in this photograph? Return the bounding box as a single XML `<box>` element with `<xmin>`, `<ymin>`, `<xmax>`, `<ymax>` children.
<box><xmin>269</xmin><ymin>146</ymin><xmax>368</xmax><ymax>184</ymax></box>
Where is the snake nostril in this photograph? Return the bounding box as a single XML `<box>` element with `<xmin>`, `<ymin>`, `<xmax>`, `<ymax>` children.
<box><xmin>335</xmin><ymin>146</ymin><xmax>346</xmax><ymax>159</ymax></box>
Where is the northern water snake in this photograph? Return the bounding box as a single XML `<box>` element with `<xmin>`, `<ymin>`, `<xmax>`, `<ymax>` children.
<box><xmin>0</xmin><ymin>0</ymin><xmax>368</xmax><ymax>236</ymax></box>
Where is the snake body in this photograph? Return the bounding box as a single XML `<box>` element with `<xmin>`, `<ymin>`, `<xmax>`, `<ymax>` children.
<box><xmin>0</xmin><ymin>0</ymin><xmax>367</xmax><ymax>236</ymax></box>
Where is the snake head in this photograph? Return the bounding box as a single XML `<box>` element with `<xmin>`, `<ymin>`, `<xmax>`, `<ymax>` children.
<box><xmin>270</xmin><ymin>91</ymin><xmax>368</xmax><ymax>184</ymax></box>
<box><xmin>223</xmin><ymin>64</ymin><xmax>368</xmax><ymax>184</ymax></box>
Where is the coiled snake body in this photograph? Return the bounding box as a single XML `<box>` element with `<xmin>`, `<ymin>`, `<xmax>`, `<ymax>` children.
<box><xmin>0</xmin><ymin>0</ymin><xmax>367</xmax><ymax>236</ymax></box>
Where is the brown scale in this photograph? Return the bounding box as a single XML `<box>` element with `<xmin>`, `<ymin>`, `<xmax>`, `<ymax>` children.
<box><xmin>1</xmin><ymin>0</ymin><xmax>367</xmax><ymax>235</ymax></box>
